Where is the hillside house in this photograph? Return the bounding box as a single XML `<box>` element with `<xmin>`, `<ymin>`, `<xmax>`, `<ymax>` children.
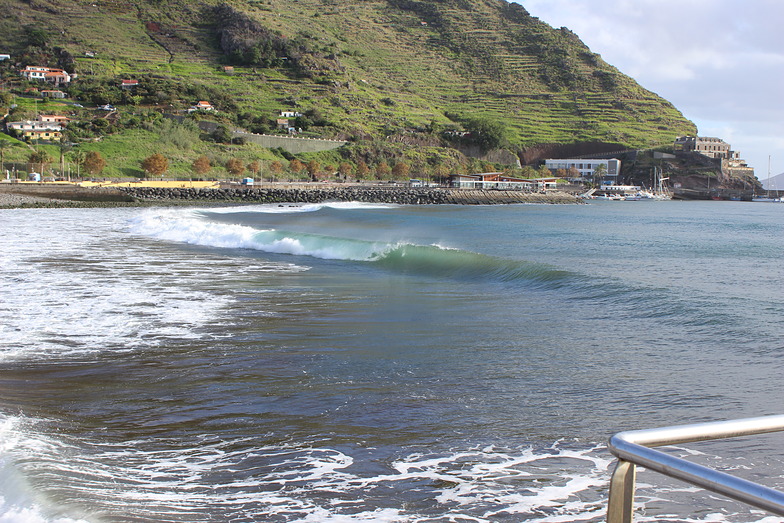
<box><xmin>544</xmin><ymin>158</ymin><xmax>621</xmax><ymax>182</ymax></box>
<box><xmin>7</xmin><ymin>120</ymin><xmax>63</xmax><ymax>142</ymax></box>
<box><xmin>7</xmin><ymin>120</ymin><xmax>62</xmax><ymax>132</ymax></box>
<box><xmin>23</xmin><ymin>129</ymin><xmax>62</xmax><ymax>142</ymax></box>
<box><xmin>188</xmin><ymin>101</ymin><xmax>214</xmax><ymax>113</ymax></box>
<box><xmin>40</xmin><ymin>89</ymin><xmax>66</xmax><ymax>98</ymax></box>
<box><xmin>279</xmin><ymin>110</ymin><xmax>302</xmax><ymax>118</ymax></box>
<box><xmin>21</xmin><ymin>66</ymin><xmax>73</xmax><ymax>86</ymax></box>
<box><xmin>121</xmin><ymin>79</ymin><xmax>139</xmax><ymax>89</ymax></box>
<box><xmin>0</xmin><ymin>54</ymin><xmax>10</xmax><ymax>61</ymax></box>
<box><xmin>38</xmin><ymin>114</ymin><xmax>70</xmax><ymax>126</ymax></box>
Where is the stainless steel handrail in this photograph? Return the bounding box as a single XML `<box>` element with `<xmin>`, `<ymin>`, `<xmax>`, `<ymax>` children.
<box><xmin>607</xmin><ymin>414</ymin><xmax>784</xmax><ymax>523</ymax></box>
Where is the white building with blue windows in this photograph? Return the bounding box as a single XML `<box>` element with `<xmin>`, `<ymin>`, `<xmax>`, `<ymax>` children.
<box><xmin>544</xmin><ymin>158</ymin><xmax>621</xmax><ymax>181</ymax></box>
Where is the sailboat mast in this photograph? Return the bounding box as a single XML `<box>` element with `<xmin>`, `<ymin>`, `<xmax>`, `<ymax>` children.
<box><xmin>767</xmin><ymin>155</ymin><xmax>771</xmax><ymax>196</ymax></box>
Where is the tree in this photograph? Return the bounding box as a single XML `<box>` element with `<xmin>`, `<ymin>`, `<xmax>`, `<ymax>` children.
<box><xmin>464</xmin><ymin>117</ymin><xmax>509</xmax><ymax>151</ymax></box>
<box><xmin>83</xmin><ymin>151</ymin><xmax>106</xmax><ymax>175</ymax></box>
<box><xmin>356</xmin><ymin>160</ymin><xmax>370</xmax><ymax>179</ymax></box>
<box><xmin>25</xmin><ymin>27</ymin><xmax>50</xmax><ymax>48</ymax></box>
<box><xmin>338</xmin><ymin>162</ymin><xmax>352</xmax><ymax>179</ymax></box>
<box><xmin>28</xmin><ymin>149</ymin><xmax>53</xmax><ymax>174</ymax></box>
<box><xmin>0</xmin><ymin>140</ymin><xmax>15</xmax><ymax>178</ymax></box>
<box><xmin>70</xmin><ymin>149</ymin><xmax>86</xmax><ymax>178</ymax></box>
<box><xmin>269</xmin><ymin>160</ymin><xmax>284</xmax><ymax>179</ymax></box>
<box><xmin>433</xmin><ymin>164</ymin><xmax>450</xmax><ymax>183</ymax></box>
<box><xmin>58</xmin><ymin>142</ymin><xmax>72</xmax><ymax>179</ymax></box>
<box><xmin>211</xmin><ymin>125</ymin><xmax>233</xmax><ymax>144</ymax></box>
<box><xmin>306</xmin><ymin>160</ymin><xmax>320</xmax><ymax>181</ymax></box>
<box><xmin>375</xmin><ymin>161</ymin><xmax>390</xmax><ymax>180</ymax></box>
<box><xmin>592</xmin><ymin>163</ymin><xmax>607</xmax><ymax>184</ymax></box>
<box><xmin>247</xmin><ymin>160</ymin><xmax>260</xmax><ymax>176</ymax></box>
<box><xmin>520</xmin><ymin>166</ymin><xmax>537</xmax><ymax>179</ymax></box>
<box><xmin>392</xmin><ymin>162</ymin><xmax>411</xmax><ymax>179</ymax></box>
<box><xmin>192</xmin><ymin>155</ymin><xmax>211</xmax><ymax>176</ymax></box>
<box><xmin>289</xmin><ymin>158</ymin><xmax>305</xmax><ymax>176</ymax></box>
<box><xmin>0</xmin><ymin>91</ymin><xmax>13</xmax><ymax>108</ymax></box>
<box><xmin>225</xmin><ymin>157</ymin><xmax>245</xmax><ymax>176</ymax></box>
<box><xmin>141</xmin><ymin>153</ymin><xmax>168</xmax><ymax>177</ymax></box>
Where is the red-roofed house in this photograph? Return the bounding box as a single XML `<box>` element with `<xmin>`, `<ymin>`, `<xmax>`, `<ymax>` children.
<box><xmin>188</xmin><ymin>101</ymin><xmax>215</xmax><ymax>113</ymax></box>
<box><xmin>38</xmin><ymin>114</ymin><xmax>71</xmax><ymax>126</ymax></box>
<box><xmin>21</xmin><ymin>66</ymin><xmax>72</xmax><ymax>86</ymax></box>
<box><xmin>121</xmin><ymin>79</ymin><xmax>139</xmax><ymax>89</ymax></box>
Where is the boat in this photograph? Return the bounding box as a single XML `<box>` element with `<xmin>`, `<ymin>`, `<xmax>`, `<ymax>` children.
<box><xmin>752</xmin><ymin>155</ymin><xmax>782</xmax><ymax>202</ymax></box>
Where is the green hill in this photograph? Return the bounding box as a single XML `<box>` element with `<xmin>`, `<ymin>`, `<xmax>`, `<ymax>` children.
<box><xmin>0</xmin><ymin>0</ymin><xmax>697</xmax><ymax>178</ymax></box>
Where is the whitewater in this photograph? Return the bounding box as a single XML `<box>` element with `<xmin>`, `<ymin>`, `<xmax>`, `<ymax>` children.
<box><xmin>0</xmin><ymin>201</ymin><xmax>782</xmax><ymax>522</ymax></box>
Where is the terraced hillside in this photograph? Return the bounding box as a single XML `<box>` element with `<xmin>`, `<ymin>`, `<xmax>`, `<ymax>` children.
<box><xmin>1</xmin><ymin>0</ymin><xmax>696</xmax><ymax>157</ymax></box>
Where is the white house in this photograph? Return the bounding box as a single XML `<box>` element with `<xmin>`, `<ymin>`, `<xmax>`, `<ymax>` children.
<box><xmin>279</xmin><ymin>110</ymin><xmax>302</xmax><ymax>118</ymax></box>
<box><xmin>21</xmin><ymin>66</ymin><xmax>72</xmax><ymax>86</ymax></box>
<box><xmin>38</xmin><ymin>114</ymin><xmax>70</xmax><ymax>126</ymax></box>
<box><xmin>188</xmin><ymin>101</ymin><xmax>215</xmax><ymax>113</ymax></box>
<box><xmin>7</xmin><ymin>120</ymin><xmax>63</xmax><ymax>142</ymax></box>
<box><xmin>7</xmin><ymin>120</ymin><xmax>63</xmax><ymax>132</ymax></box>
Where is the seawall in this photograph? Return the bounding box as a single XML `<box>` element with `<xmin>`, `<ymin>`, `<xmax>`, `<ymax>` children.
<box><xmin>117</xmin><ymin>186</ymin><xmax>580</xmax><ymax>205</ymax></box>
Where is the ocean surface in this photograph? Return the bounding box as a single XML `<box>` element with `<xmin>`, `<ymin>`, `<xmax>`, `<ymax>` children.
<box><xmin>0</xmin><ymin>200</ymin><xmax>782</xmax><ymax>522</ymax></box>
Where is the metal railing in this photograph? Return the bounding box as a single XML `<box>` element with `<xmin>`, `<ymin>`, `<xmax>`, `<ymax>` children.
<box><xmin>607</xmin><ymin>414</ymin><xmax>784</xmax><ymax>523</ymax></box>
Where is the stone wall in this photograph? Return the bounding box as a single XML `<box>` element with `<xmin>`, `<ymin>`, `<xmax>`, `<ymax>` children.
<box><xmin>233</xmin><ymin>131</ymin><xmax>348</xmax><ymax>154</ymax></box>
<box><xmin>118</xmin><ymin>186</ymin><xmax>580</xmax><ymax>205</ymax></box>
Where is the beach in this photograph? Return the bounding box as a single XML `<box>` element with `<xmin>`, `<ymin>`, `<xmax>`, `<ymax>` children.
<box><xmin>0</xmin><ymin>191</ymin><xmax>56</xmax><ymax>207</ymax></box>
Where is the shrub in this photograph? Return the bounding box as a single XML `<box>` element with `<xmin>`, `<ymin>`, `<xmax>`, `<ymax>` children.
<box><xmin>225</xmin><ymin>158</ymin><xmax>245</xmax><ymax>176</ymax></box>
<box><xmin>141</xmin><ymin>153</ymin><xmax>168</xmax><ymax>176</ymax></box>
<box><xmin>192</xmin><ymin>155</ymin><xmax>211</xmax><ymax>175</ymax></box>
<box><xmin>83</xmin><ymin>151</ymin><xmax>107</xmax><ymax>175</ymax></box>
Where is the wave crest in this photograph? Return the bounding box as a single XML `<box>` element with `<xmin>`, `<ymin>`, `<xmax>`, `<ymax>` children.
<box><xmin>129</xmin><ymin>209</ymin><xmax>570</xmax><ymax>284</ymax></box>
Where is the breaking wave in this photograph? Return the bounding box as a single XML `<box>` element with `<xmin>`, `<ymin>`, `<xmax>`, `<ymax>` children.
<box><xmin>128</xmin><ymin>208</ymin><xmax>571</xmax><ymax>284</ymax></box>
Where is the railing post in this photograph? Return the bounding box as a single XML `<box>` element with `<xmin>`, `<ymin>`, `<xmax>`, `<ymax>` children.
<box><xmin>607</xmin><ymin>459</ymin><xmax>636</xmax><ymax>523</ymax></box>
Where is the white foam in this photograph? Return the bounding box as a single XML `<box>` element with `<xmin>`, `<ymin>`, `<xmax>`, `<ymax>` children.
<box><xmin>1</xmin><ymin>421</ymin><xmax>779</xmax><ymax>523</ymax></box>
<box><xmin>198</xmin><ymin>201</ymin><xmax>398</xmax><ymax>215</ymax></box>
<box><xmin>0</xmin><ymin>417</ymin><xmax>90</xmax><ymax>523</ymax></box>
<box><xmin>129</xmin><ymin>208</ymin><xmax>398</xmax><ymax>261</ymax></box>
<box><xmin>1</xmin><ymin>417</ymin><xmax>616</xmax><ymax>523</ymax></box>
<box><xmin>0</xmin><ymin>208</ymin><xmax>304</xmax><ymax>362</ymax></box>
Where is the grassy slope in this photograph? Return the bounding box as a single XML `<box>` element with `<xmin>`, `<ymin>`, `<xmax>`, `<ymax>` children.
<box><xmin>0</xmin><ymin>0</ymin><xmax>697</xmax><ymax>177</ymax></box>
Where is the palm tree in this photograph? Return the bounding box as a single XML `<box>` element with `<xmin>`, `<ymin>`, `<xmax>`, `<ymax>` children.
<box><xmin>28</xmin><ymin>149</ymin><xmax>53</xmax><ymax>177</ymax></box>
<box><xmin>58</xmin><ymin>142</ymin><xmax>72</xmax><ymax>180</ymax></box>
<box><xmin>70</xmin><ymin>150</ymin><xmax>86</xmax><ymax>179</ymax></box>
<box><xmin>592</xmin><ymin>163</ymin><xmax>607</xmax><ymax>186</ymax></box>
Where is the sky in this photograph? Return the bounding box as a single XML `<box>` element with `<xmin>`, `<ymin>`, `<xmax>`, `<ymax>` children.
<box><xmin>517</xmin><ymin>0</ymin><xmax>784</xmax><ymax>185</ymax></box>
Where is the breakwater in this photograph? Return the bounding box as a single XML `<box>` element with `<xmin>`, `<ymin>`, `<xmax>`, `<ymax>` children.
<box><xmin>118</xmin><ymin>186</ymin><xmax>580</xmax><ymax>205</ymax></box>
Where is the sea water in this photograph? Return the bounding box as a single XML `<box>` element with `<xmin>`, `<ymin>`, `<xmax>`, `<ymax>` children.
<box><xmin>0</xmin><ymin>200</ymin><xmax>782</xmax><ymax>522</ymax></box>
